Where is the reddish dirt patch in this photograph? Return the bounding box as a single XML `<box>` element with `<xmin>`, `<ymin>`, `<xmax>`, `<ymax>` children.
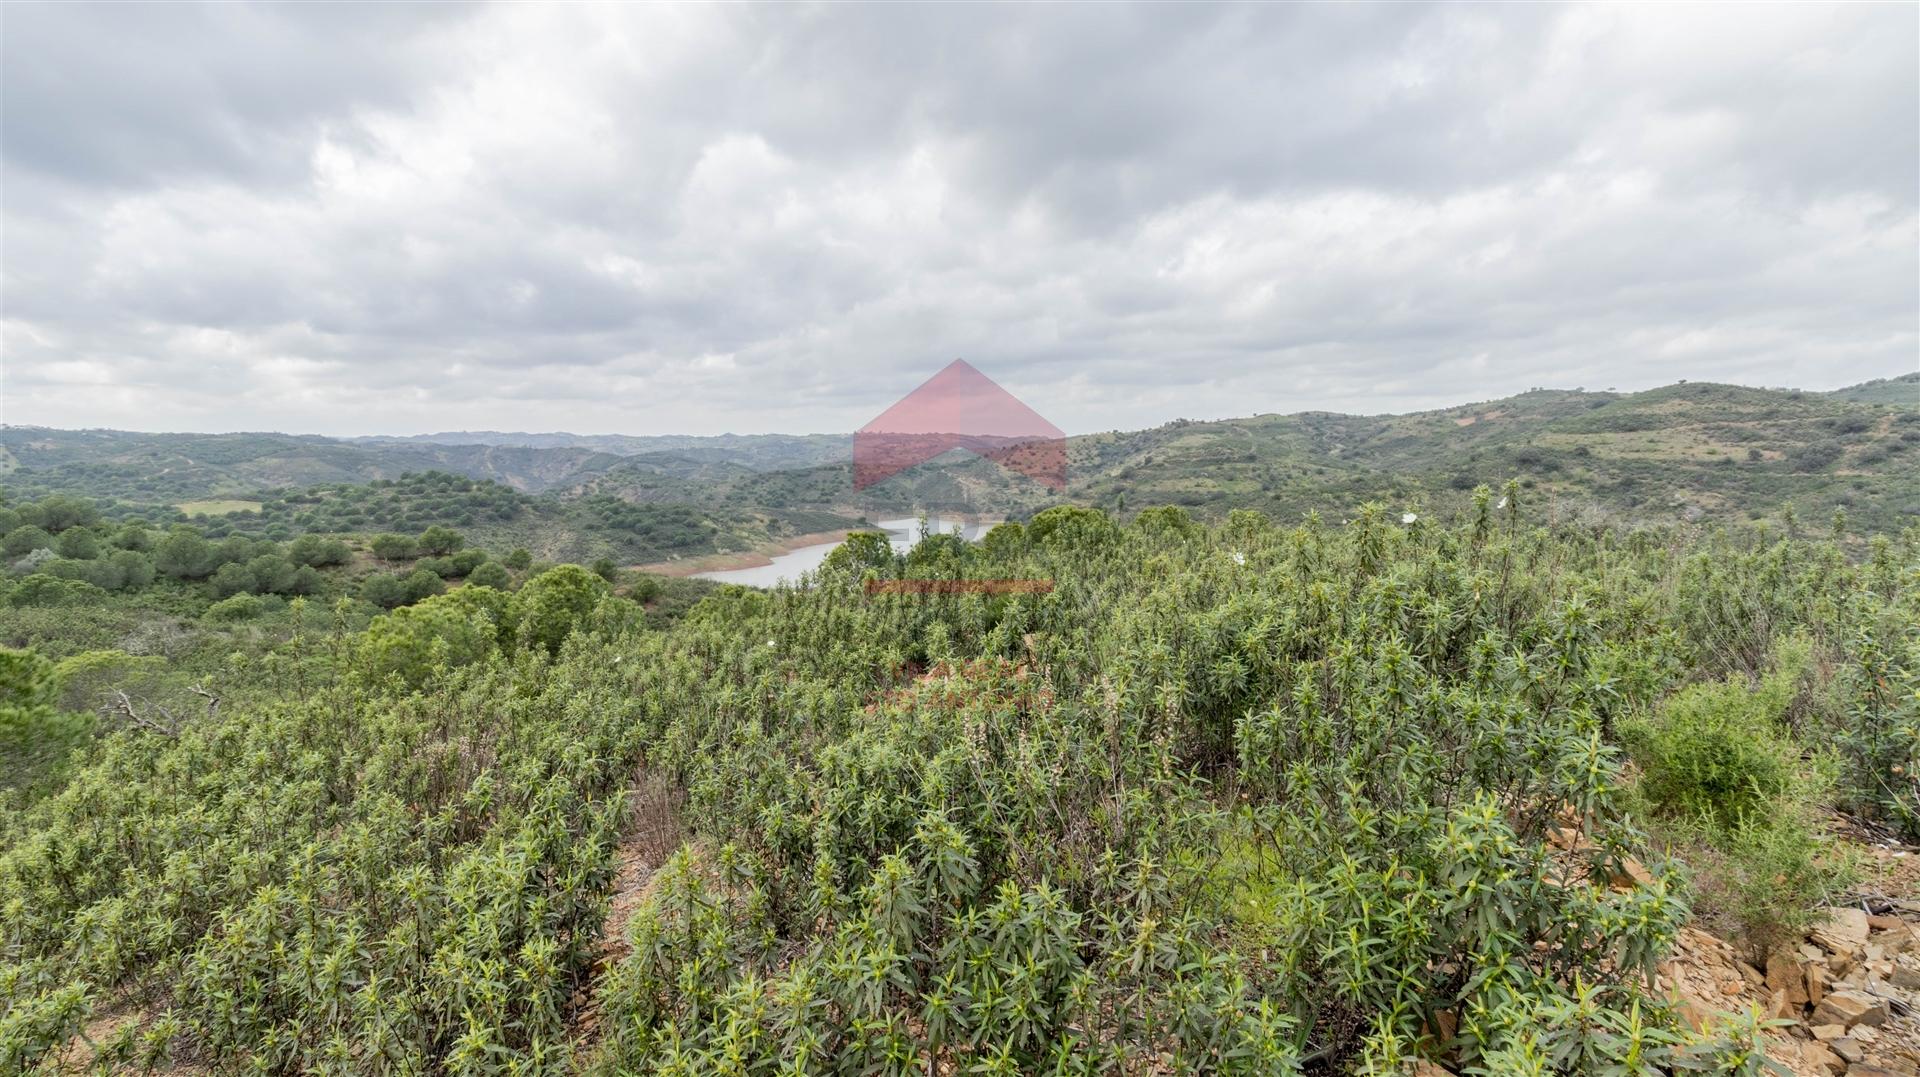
<box><xmin>567</xmin><ymin>770</ymin><xmax>686</xmax><ymax>1055</ymax></box>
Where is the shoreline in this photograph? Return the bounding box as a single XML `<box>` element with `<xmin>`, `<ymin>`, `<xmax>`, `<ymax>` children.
<box><xmin>632</xmin><ymin>514</ymin><xmax>1006</xmax><ymax>578</ymax></box>
<box><xmin>632</xmin><ymin>529</ymin><xmax>856</xmax><ymax>577</ymax></box>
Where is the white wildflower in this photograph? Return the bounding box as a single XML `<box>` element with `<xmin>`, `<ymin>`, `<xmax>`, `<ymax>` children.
<box><xmin>1401</xmin><ymin>513</ymin><xmax>1418</xmax><ymax>525</ymax></box>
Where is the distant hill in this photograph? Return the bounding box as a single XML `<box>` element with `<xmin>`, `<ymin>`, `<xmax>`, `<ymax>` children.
<box><xmin>349</xmin><ymin>430</ymin><xmax>849</xmax><ymax>470</ymax></box>
<box><xmin>1057</xmin><ymin>380</ymin><xmax>1920</xmax><ymax>533</ymax></box>
<box><xmin>631</xmin><ymin>380</ymin><xmax>1917</xmax><ymax>533</ymax></box>
<box><xmin>0</xmin><ymin>429</ymin><xmax>627</xmax><ymax>499</ymax></box>
<box><xmin>1827</xmin><ymin>371</ymin><xmax>1919</xmax><ymax>406</ymax></box>
<box><xmin>8</xmin><ymin>377</ymin><xmax>1919</xmax><ymax>537</ymax></box>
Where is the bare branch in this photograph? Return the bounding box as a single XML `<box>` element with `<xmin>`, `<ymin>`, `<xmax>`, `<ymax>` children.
<box><xmin>111</xmin><ymin>689</ymin><xmax>178</xmax><ymax>737</ymax></box>
<box><xmin>191</xmin><ymin>684</ymin><xmax>221</xmax><ymax>718</ymax></box>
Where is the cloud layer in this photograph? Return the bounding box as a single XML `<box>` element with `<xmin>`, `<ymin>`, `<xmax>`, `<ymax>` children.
<box><xmin>3</xmin><ymin>3</ymin><xmax>1915</xmax><ymax>435</ymax></box>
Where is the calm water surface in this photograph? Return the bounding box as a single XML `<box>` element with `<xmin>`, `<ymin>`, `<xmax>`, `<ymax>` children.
<box><xmin>693</xmin><ymin>517</ymin><xmax>993</xmax><ymax>587</ymax></box>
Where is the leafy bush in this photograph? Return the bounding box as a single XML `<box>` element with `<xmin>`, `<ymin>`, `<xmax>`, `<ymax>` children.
<box><xmin>465</xmin><ymin>561</ymin><xmax>512</xmax><ymax>590</ymax></box>
<box><xmin>417</xmin><ymin>524</ymin><xmax>465</xmax><ymax>556</ymax></box>
<box><xmin>357</xmin><ymin>586</ymin><xmax>509</xmax><ymax>685</ymax></box>
<box><xmin>369</xmin><ymin>532</ymin><xmax>420</xmax><ymax>562</ymax></box>
<box><xmin>0</xmin><ymin>647</ymin><xmax>91</xmax><ymax>792</ymax></box>
<box><xmin>54</xmin><ymin>528</ymin><xmax>99</xmax><ymax>560</ymax></box>
<box><xmin>6</xmin><ymin>502</ymin><xmax>1911</xmax><ymax>1072</ymax></box>
<box><xmin>1677</xmin><ymin>805</ymin><xmax>1856</xmax><ymax>954</ymax></box>
<box><xmin>286</xmin><ymin>533</ymin><xmax>351</xmax><ymax>567</ymax></box>
<box><xmin>1</xmin><ymin>526</ymin><xmax>52</xmax><ymax>558</ymax></box>
<box><xmin>447</xmin><ymin>547</ymin><xmax>488</xmax><ymax>576</ymax></box>
<box><xmin>4</xmin><ymin>573</ymin><xmax>106</xmax><ymax>607</ymax></box>
<box><xmin>1624</xmin><ymin>674</ymin><xmax>1796</xmax><ymax>827</ymax></box>
<box><xmin>203</xmin><ymin>593</ymin><xmax>265</xmax><ymax>622</ymax></box>
<box><xmin>153</xmin><ymin>527</ymin><xmax>216</xmax><ymax>579</ymax></box>
<box><xmin>510</xmin><ymin>564</ymin><xmax>610</xmax><ymax>654</ymax></box>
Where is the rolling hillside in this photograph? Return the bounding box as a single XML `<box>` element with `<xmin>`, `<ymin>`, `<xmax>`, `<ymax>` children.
<box><xmin>7</xmin><ymin>377</ymin><xmax>1918</xmax><ymax>541</ymax></box>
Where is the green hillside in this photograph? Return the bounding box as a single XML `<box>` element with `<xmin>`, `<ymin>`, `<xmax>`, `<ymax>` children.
<box><xmin>1827</xmin><ymin>371</ymin><xmax>1920</xmax><ymax>406</ymax></box>
<box><xmin>3</xmin><ymin>498</ymin><xmax>1915</xmax><ymax>1071</ymax></box>
<box><xmin>0</xmin><ymin>429</ymin><xmax>628</xmax><ymax>500</ymax></box>
<box><xmin>8</xmin><ymin>379</ymin><xmax>1919</xmax><ymax>541</ymax></box>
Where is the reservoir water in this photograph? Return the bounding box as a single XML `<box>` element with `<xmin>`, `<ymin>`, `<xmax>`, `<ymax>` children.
<box><xmin>693</xmin><ymin>517</ymin><xmax>993</xmax><ymax>587</ymax></box>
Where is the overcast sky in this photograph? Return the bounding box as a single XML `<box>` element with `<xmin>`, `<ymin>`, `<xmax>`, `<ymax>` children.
<box><xmin>2</xmin><ymin>3</ymin><xmax>1915</xmax><ymax>437</ymax></box>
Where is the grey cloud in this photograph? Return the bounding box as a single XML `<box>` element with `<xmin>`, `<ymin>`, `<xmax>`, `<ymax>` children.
<box><xmin>1</xmin><ymin>2</ymin><xmax>1914</xmax><ymax>437</ymax></box>
<box><xmin>2</xmin><ymin>3</ymin><xmax>473</xmax><ymax>189</ymax></box>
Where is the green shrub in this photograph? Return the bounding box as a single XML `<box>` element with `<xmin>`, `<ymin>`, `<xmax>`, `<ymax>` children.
<box><xmin>1624</xmin><ymin>674</ymin><xmax>1796</xmax><ymax>827</ymax></box>
<box><xmin>510</xmin><ymin>564</ymin><xmax>610</xmax><ymax>655</ymax></box>
<box><xmin>0</xmin><ymin>647</ymin><xmax>91</xmax><ymax>793</ymax></box>
<box><xmin>5</xmin><ymin>573</ymin><xmax>106</xmax><ymax>607</ymax></box>
<box><xmin>417</xmin><ymin>525</ymin><xmax>465</xmax><ymax>556</ymax></box>
<box><xmin>415</xmin><ymin>555</ymin><xmax>456</xmax><ymax>579</ymax></box>
<box><xmin>2</xmin><ymin>525</ymin><xmax>52</xmax><ymax>558</ymax></box>
<box><xmin>357</xmin><ymin>586</ymin><xmax>509</xmax><ymax>685</ymax></box>
<box><xmin>1681</xmin><ymin>806</ymin><xmax>1857</xmax><ymax>955</ymax></box>
<box><xmin>54</xmin><ymin>528</ymin><xmax>99</xmax><ymax>560</ymax></box>
<box><xmin>203</xmin><ymin>594</ymin><xmax>265</xmax><ymax>622</ymax></box>
<box><xmin>369</xmin><ymin>532</ymin><xmax>419</xmax><ymax>562</ymax></box>
<box><xmin>286</xmin><ymin>534</ymin><xmax>351</xmax><ymax>568</ymax></box>
<box><xmin>447</xmin><ymin>548</ymin><xmax>488</xmax><ymax>576</ymax></box>
<box><xmin>465</xmin><ymin>561</ymin><xmax>512</xmax><ymax>590</ymax></box>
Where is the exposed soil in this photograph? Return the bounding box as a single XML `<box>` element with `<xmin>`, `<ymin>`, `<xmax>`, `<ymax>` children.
<box><xmin>631</xmin><ymin>528</ymin><xmax>856</xmax><ymax>576</ymax></box>
<box><xmin>565</xmin><ymin>769</ymin><xmax>687</xmax><ymax>1060</ymax></box>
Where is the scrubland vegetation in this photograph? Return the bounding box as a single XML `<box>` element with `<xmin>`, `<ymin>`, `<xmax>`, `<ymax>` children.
<box><xmin>2</xmin><ymin>480</ymin><xmax>1914</xmax><ymax>1073</ymax></box>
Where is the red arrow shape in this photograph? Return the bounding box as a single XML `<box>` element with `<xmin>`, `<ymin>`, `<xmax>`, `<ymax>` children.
<box><xmin>854</xmin><ymin>360</ymin><xmax>1066</xmax><ymax>491</ymax></box>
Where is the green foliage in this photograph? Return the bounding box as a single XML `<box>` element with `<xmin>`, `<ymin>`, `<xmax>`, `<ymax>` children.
<box><xmin>822</xmin><ymin>529</ymin><xmax>894</xmax><ymax>574</ymax></box>
<box><xmin>112</xmin><ymin>522</ymin><xmax>153</xmax><ymax>552</ymax></box>
<box><xmin>210</xmin><ymin>554</ymin><xmax>304</xmax><ymax>598</ymax></box>
<box><xmin>1</xmin><ymin>497</ymin><xmax>1911</xmax><ymax>1073</ymax></box>
<box><xmin>466</xmin><ymin>561</ymin><xmax>513</xmax><ymax>590</ymax></box>
<box><xmin>370</xmin><ymin>532</ymin><xmax>420</xmax><ymax>562</ymax></box>
<box><xmin>1686</xmin><ymin>806</ymin><xmax>1856</xmax><ymax>955</ymax></box>
<box><xmin>415</xmin><ymin>555</ymin><xmax>457</xmax><ymax>579</ymax></box>
<box><xmin>5</xmin><ymin>573</ymin><xmax>106</xmax><ymax>608</ymax></box>
<box><xmin>30</xmin><ymin>494</ymin><xmax>99</xmax><ymax>532</ymax></box>
<box><xmin>1625</xmin><ymin>674</ymin><xmax>1797</xmax><ymax>827</ymax></box>
<box><xmin>0</xmin><ymin>648</ymin><xmax>58</xmax><ymax>721</ymax></box>
<box><xmin>418</xmin><ymin>524</ymin><xmax>465</xmax><ymax>556</ymax></box>
<box><xmin>447</xmin><ymin>547</ymin><xmax>488</xmax><ymax>576</ymax></box>
<box><xmin>357</xmin><ymin>586</ymin><xmax>510</xmax><ymax>685</ymax></box>
<box><xmin>203</xmin><ymin>593</ymin><xmax>266</xmax><ymax>622</ymax></box>
<box><xmin>286</xmin><ymin>533</ymin><xmax>351</xmax><ymax>567</ymax></box>
<box><xmin>0</xmin><ymin>647</ymin><xmax>91</xmax><ymax>793</ymax></box>
<box><xmin>1625</xmin><ymin>647</ymin><xmax>1861</xmax><ymax>955</ymax></box>
<box><xmin>152</xmin><ymin>526</ymin><xmax>216</xmax><ymax>579</ymax></box>
<box><xmin>54</xmin><ymin>527</ymin><xmax>99</xmax><ymax>560</ymax></box>
<box><xmin>2</xmin><ymin>526</ymin><xmax>51</xmax><ymax>558</ymax></box>
<box><xmin>510</xmin><ymin>564</ymin><xmax>610</xmax><ymax>655</ymax></box>
<box><xmin>1026</xmin><ymin>504</ymin><xmax>1117</xmax><ymax>548</ymax></box>
<box><xmin>359</xmin><ymin>567</ymin><xmax>446</xmax><ymax>609</ymax></box>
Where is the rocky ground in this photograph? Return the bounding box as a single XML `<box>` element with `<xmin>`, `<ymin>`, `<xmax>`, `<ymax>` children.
<box><xmin>1656</xmin><ymin>838</ymin><xmax>1920</xmax><ymax>1076</ymax></box>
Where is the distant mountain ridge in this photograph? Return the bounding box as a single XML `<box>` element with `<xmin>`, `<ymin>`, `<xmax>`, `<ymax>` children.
<box><xmin>6</xmin><ymin>373</ymin><xmax>1918</xmax><ymax>534</ymax></box>
<box><xmin>348</xmin><ymin>430</ymin><xmax>851</xmax><ymax>468</ymax></box>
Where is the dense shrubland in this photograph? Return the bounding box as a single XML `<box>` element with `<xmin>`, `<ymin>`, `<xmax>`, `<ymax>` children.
<box><xmin>0</xmin><ymin>467</ymin><xmax>855</xmax><ymax>577</ymax></box>
<box><xmin>0</xmin><ymin>489</ymin><xmax>1914</xmax><ymax>1073</ymax></box>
